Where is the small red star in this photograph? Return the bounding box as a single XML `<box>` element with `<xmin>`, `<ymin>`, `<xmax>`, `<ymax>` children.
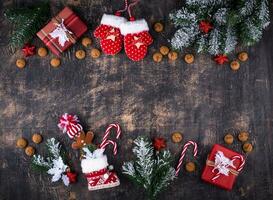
<box><xmin>66</xmin><ymin>172</ymin><xmax>77</xmax><ymax>183</ymax></box>
<box><xmin>22</xmin><ymin>44</ymin><xmax>36</xmax><ymax>57</ymax></box>
<box><xmin>153</xmin><ymin>137</ymin><xmax>166</xmax><ymax>151</ymax></box>
<box><xmin>199</xmin><ymin>20</ymin><xmax>213</xmax><ymax>34</ymax></box>
<box><xmin>214</xmin><ymin>54</ymin><xmax>229</xmax><ymax>65</ymax></box>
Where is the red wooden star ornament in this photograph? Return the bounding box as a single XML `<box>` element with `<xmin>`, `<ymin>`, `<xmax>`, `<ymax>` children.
<box><xmin>199</xmin><ymin>20</ymin><xmax>213</xmax><ymax>34</ymax></box>
<box><xmin>153</xmin><ymin>137</ymin><xmax>167</xmax><ymax>151</ymax></box>
<box><xmin>66</xmin><ymin>172</ymin><xmax>77</xmax><ymax>183</ymax></box>
<box><xmin>214</xmin><ymin>54</ymin><xmax>229</xmax><ymax>65</ymax></box>
<box><xmin>22</xmin><ymin>44</ymin><xmax>36</xmax><ymax>57</ymax></box>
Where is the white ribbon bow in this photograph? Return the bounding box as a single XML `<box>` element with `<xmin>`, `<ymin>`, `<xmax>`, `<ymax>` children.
<box><xmin>47</xmin><ymin>157</ymin><xmax>70</xmax><ymax>186</ymax></box>
<box><xmin>49</xmin><ymin>19</ymin><xmax>72</xmax><ymax>47</ymax></box>
<box><xmin>212</xmin><ymin>151</ymin><xmax>235</xmax><ymax>176</ymax></box>
<box><xmin>82</xmin><ymin>148</ymin><xmax>105</xmax><ymax>160</ymax></box>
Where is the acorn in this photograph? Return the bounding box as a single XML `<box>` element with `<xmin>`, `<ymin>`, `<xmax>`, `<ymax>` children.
<box><xmin>171</xmin><ymin>132</ymin><xmax>183</xmax><ymax>143</ymax></box>
<box><xmin>230</xmin><ymin>60</ymin><xmax>240</xmax><ymax>71</ymax></box>
<box><xmin>224</xmin><ymin>133</ymin><xmax>234</xmax><ymax>145</ymax></box>
<box><xmin>32</xmin><ymin>133</ymin><xmax>43</xmax><ymax>144</ymax></box>
<box><xmin>81</xmin><ymin>37</ymin><xmax>92</xmax><ymax>47</ymax></box>
<box><xmin>16</xmin><ymin>138</ymin><xmax>28</xmax><ymax>148</ymax></box>
<box><xmin>90</xmin><ymin>48</ymin><xmax>101</xmax><ymax>59</ymax></box>
<box><xmin>75</xmin><ymin>50</ymin><xmax>86</xmax><ymax>60</ymax></box>
<box><xmin>185</xmin><ymin>162</ymin><xmax>196</xmax><ymax>172</ymax></box>
<box><xmin>37</xmin><ymin>47</ymin><xmax>48</xmax><ymax>57</ymax></box>
<box><xmin>168</xmin><ymin>51</ymin><xmax>178</xmax><ymax>61</ymax></box>
<box><xmin>159</xmin><ymin>46</ymin><xmax>170</xmax><ymax>56</ymax></box>
<box><xmin>50</xmin><ymin>58</ymin><xmax>61</xmax><ymax>68</ymax></box>
<box><xmin>243</xmin><ymin>142</ymin><xmax>253</xmax><ymax>153</ymax></box>
<box><xmin>16</xmin><ymin>58</ymin><xmax>26</xmax><ymax>69</ymax></box>
<box><xmin>184</xmin><ymin>54</ymin><xmax>195</xmax><ymax>64</ymax></box>
<box><xmin>25</xmin><ymin>146</ymin><xmax>35</xmax><ymax>156</ymax></box>
<box><xmin>238</xmin><ymin>131</ymin><xmax>249</xmax><ymax>142</ymax></box>
<box><xmin>153</xmin><ymin>52</ymin><xmax>163</xmax><ymax>63</ymax></box>
<box><xmin>153</xmin><ymin>22</ymin><xmax>164</xmax><ymax>32</ymax></box>
<box><xmin>238</xmin><ymin>52</ymin><xmax>248</xmax><ymax>62</ymax></box>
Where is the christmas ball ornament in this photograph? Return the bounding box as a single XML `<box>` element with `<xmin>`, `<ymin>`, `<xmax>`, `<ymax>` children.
<box><xmin>238</xmin><ymin>131</ymin><xmax>249</xmax><ymax>142</ymax></box>
<box><xmin>94</xmin><ymin>14</ymin><xmax>127</xmax><ymax>55</ymax></box>
<box><xmin>16</xmin><ymin>138</ymin><xmax>28</xmax><ymax>148</ymax></box>
<box><xmin>75</xmin><ymin>50</ymin><xmax>86</xmax><ymax>60</ymax></box>
<box><xmin>185</xmin><ymin>161</ymin><xmax>196</xmax><ymax>172</ymax></box>
<box><xmin>120</xmin><ymin>19</ymin><xmax>153</xmax><ymax>61</ymax></box>
<box><xmin>32</xmin><ymin>133</ymin><xmax>43</xmax><ymax>144</ymax></box>
<box><xmin>50</xmin><ymin>58</ymin><xmax>61</xmax><ymax>68</ymax></box>
<box><xmin>153</xmin><ymin>137</ymin><xmax>166</xmax><ymax>151</ymax></box>
<box><xmin>37</xmin><ymin>47</ymin><xmax>48</xmax><ymax>57</ymax></box>
<box><xmin>152</xmin><ymin>52</ymin><xmax>163</xmax><ymax>63</ymax></box>
<box><xmin>199</xmin><ymin>20</ymin><xmax>213</xmax><ymax>34</ymax></box>
<box><xmin>153</xmin><ymin>22</ymin><xmax>164</xmax><ymax>32</ymax></box>
<box><xmin>25</xmin><ymin>146</ymin><xmax>35</xmax><ymax>156</ymax></box>
<box><xmin>22</xmin><ymin>44</ymin><xmax>36</xmax><ymax>57</ymax></box>
<box><xmin>243</xmin><ymin>142</ymin><xmax>253</xmax><ymax>153</ymax></box>
<box><xmin>184</xmin><ymin>54</ymin><xmax>195</xmax><ymax>64</ymax></box>
<box><xmin>90</xmin><ymin>48</ymin><xmax>101</xmax><ymax>59</ymax></box>
<box><xmin>214</xmin><ymin>54</ymin><xmax>228</xmax><ymax>65</ymax></box>
<box><xmin>159</xmin><ymin>46</ymin><xmax>169</xmax><ymax>56</ymax></box>
<box><xmin>230</xmin><ymin>60</ymin><xmax>240</xmax><ymax>71</ymax></box>
<box><xmin>171</xmin><ymin>132</ymin><xmax>183</xmax><ymax>143</ymax></box>
<box><xmin>81</xmin><ymin>37</ymin><xmax>92</xmax><ymax>47</ymax></box>
<box><xmin>16</xmin><ymin>58</ymin><xmax>26</xmax><ymax>69</ymax></box>
<box><xmin>168</xmin><ymin>51</ymin><xmax>178</xmax><ymax>61</ymax></box>
<box><xmin>238</xmin><ymin>52</ymin><xmax>248</xmax><ymax>62</ymax></box>
<box><xmin>58</xmin><ymin>113</ymin><xmax>83</xmax><ymax>139</ymax></box>
<box><xmin>224</xmin><ymin>134</ymin><xmax>234</xmax><ymax>145</ymax></box>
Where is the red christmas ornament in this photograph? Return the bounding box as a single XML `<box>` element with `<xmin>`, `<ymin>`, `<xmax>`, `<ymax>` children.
<box><xmin>214</xmin><ymin>54</ymin><xmax>229</xmax><ymax>65</ymax></box>
<box><xmin>22</xmin><ymin>44</ymin><xmax>36</xmax><ymax>57</ymax></box>
<box><xmin>199</xmin><ymin>21</ymin><xmax>213</xmax><ymax>34</ymax></box>
<box><xmin>153</xmin><ymin>137</ymin><xmax>166</xmax><ymax>151</ymax></box>
<box><xmin>66</xmin><ymin>172</ymin><xmax>77</xmax><ymax>183</ymax></box>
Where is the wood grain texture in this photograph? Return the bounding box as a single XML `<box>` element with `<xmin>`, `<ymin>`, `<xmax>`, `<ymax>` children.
<box><xmin>0</xmin><ymin>0</ymin><xmax>273</xmax><ymax>200</ymax></box>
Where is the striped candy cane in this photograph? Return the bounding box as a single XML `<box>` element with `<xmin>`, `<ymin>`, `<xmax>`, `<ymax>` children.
<box><xmin>99</xmin><ymin>123</ymin><xmax>121</xmax><ymax>155</ymax></box>
<box><xmin>175</xmin><ymin>141</ymin><xmax>198</xmax><ymax>176</ymax></box>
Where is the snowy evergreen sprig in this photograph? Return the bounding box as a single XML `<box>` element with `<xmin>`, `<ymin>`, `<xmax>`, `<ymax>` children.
<box><xmin>170</xmin><ymin>0</ymin><xmax>270</xmax><ymax>56</ymax></box>
<box><xmin>122</xmin><ymin>137</ymin><xmax>176</xmax><ymax>200</ymax></box>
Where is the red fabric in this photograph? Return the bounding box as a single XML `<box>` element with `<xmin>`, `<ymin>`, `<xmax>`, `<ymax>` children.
<box><xmin>201</xmin><ymin>144</ymin><xmax>245</xmax><ymax>190</ymax></box>
<box><xmin>199</xmin><ymin>20</ymin><xmax>213</xmax><ymax>34</ymax></box>
<box><xmin>214</xmin><ymin>54</ymin><xmax>229</xmax><ymax>64</ymax></box>
<box><xmin>22</xmin><ymin>44</ymin><xmax>36</xmax><ymax>57</ymax></box>
<box><xmin>153</xmin><ymin>137</ymin><xmax>166</xmax><ymax>151</ymax></box>
<box><xmin>37</xmin><ymin>7</ymin><xmax>87</xmax><ymax>56</ymax></box>
<box><xmin>124</xmin><ymin>31</ymin><xmax>153</xmax><ymax>61</ymax></box>
<box><xmin>66</xmin><ymin>172</ymin><xmax>77</xmax><ymax>183</ymax></box>
<box><xmin>94</xmin><ymin>25</ymin><xmax>123</xmax><ymax>55</ymax></box>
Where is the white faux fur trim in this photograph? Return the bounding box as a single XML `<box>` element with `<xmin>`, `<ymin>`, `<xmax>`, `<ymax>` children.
<box><xmin>120</xmin><ymin>19</ymin><xmax>149</xmax><ymax>35</ymax></box>
<box><xmin>101</xmin><ymin>14</ymin><xmax>127</xmax><ymax>28</ymax></box>
<box><xmin>81</xmin><ymin>155</ymin><xmax>109</xmax><ymax>173</ymax></box>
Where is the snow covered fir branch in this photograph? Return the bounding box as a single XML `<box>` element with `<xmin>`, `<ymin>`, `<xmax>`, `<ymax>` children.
<box><xmin>122</xmin><ymin>137</ymin><xmax>176</xmax><ymax>200</ymax></box>
<box><xmin>169</xmin><ymin>0</ymin><xmax>270</xmax><ymax>56</ymax></box>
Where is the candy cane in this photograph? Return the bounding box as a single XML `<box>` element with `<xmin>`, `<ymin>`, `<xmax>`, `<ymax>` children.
<box><xmin>99</xmin><ymin>123</ymin><xmax>121</xmax><ymax>155</ymax></box>
<box><xmin>175</xmin><ymin>141</ymin><xmax>198</xmax><ymax>176</ymax></box>
<box><xmin>231</xmin><ymin>155</ymin><xmax>245</xmax><ymax>172</ymax></box>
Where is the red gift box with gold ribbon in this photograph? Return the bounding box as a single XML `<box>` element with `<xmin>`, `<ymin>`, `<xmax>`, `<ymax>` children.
<box><xmin>37</xmin><ymin>7</ymin><xmax>87</xmax><ymax>56</ymax></box>
<box><xmin>201</xmin><ymin>144</ymin><xmax>246</xmax><ymax>190</ymax></box>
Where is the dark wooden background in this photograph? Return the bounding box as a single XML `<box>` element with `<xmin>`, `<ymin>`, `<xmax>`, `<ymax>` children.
<box><xmin>1</xmin><ymin>0</ymin><xmax>273</xmax><ymax>200</ymax></box>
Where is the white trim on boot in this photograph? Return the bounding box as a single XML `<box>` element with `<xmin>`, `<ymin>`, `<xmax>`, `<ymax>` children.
<box><xmin>120</xmin><ymin>19</ymin><xmax>149</xmax><ymax>35</ymax></box>
<box><xmin>101</xmin><ymin>14</ymin><xmax>127</xmax><ymax>28</ymax></box>
<box><xmin>81</xmin><ymin>155</ymin><xmax>109</xmax><ymax>173</ymax></box>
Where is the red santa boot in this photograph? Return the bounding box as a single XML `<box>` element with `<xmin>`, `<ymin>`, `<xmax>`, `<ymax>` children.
<box><xmin>120</xmin><ymin>18</ymin><xmax>153</xmax><ymax>61</ymax></box>
<box><xmin>81</xmin><ymin>148</ymin><xmax>120</xmax><ymax>191</ymax></box>
<box><xmin>94</xmin><ymin>14</ymin><xmax>127</xmax><ymax>55</ymax></box>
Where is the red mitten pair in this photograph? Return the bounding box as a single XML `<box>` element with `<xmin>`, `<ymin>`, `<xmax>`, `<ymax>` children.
<box><xmin>94</xmin><ymin>14</ymin><xmax>153</xmax><ymax>61</ymax></box>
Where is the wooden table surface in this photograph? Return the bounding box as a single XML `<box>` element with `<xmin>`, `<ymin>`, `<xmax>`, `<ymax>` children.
<box><xmin>1</xmin><ymin>0</ymin><xmax>273</xmax><ymax>200</ymax></box>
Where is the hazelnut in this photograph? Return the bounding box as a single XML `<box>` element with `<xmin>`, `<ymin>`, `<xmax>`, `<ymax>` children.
<box><xmin>171</xmin><ymin>132</ymin><xmax>183</xmax><ymax>143</ymax></box>
<box><xmin>90</xmin><ymin>48</ymin><xmax>101</xmax><ymax>59</ymax></box>
<box><xmin>153</xmin><ymin>52</ymin><xmax>163</xmax><ymax>63</ymax></box>
<box><xmin>75</xmin><ymin>50</ymin><xmax>86</xmax><ymax>60</ymax></box>
<box><xmin>168</xmin><ymin>51</ymin><xmax>178</xmax><ymax>61</ymax></box>
<box><xmin>185</xmin><ymin>162</ymin><xmax>196</xmax><ymax>172</ymax></box>
<box><xmin>37</xmin><ymin>47</ymin><xmax>48</xmax><ymax>57</ymax></box>
<box><xmin>230</xmin><ymin>60</ymin><xmax>240</xmax><ymax>71</ymax></box>
<box><xmin>81</xmin><ymin>37</ymin><xmax>92</xmax><ymax>47</ymax></box>
<box><xmin>159</xmin><ymin>46</ymin><xmax>170</xmax><ymax>56</ymax></box>
<box><xmin>184</xmin><ymin>54</ymin><xmax>195</xmax><ymax>64</ymax></box>
<box><xmin>16</xmin><ymin>58</ymin><xmax>26</xmax><ymax>69</ymax></box>
<box><xmin>153</xmin><ymin>22</ymin><xmax>164</xmax><ymax>32</ymax></box>
<box><xmin>238</xmin><ymin>131</ymin><xmax>249</xmax><ymax>142</ymax></box>
<box><xmin>238</xmin><ymin>52</ymin><xmax>248</xmax><ymax>62</ymax></box>
<box><xmin>16</xmin><ymin>138</ymin><xmax>28</xmax><ymax>148</ymax></box>
<box><xmin>224</xmin><ymin>133</ymin><xmax>234</xmax><ymax>145</ymax></box>
<box><xmin>25</xmin><ymin>146</ymin><xmax>35</xmax><ymax>156</ymax></box>
<box><xmin>50</xmin><ymin>58</ymin><xmax>61</xmax><ymax>68</ymax></box>
<box><xmin>243</xmin><ymin>142</ymin><xmax>253</xmax><ymax>153</ymax></box>
<box><xmin>32</xmin><ymin>133</ymin><xmax>43</xmax><ymax>144</ymax></box>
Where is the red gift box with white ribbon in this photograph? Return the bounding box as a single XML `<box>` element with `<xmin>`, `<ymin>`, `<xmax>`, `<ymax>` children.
<box><xmin>201</xmin><ymin>144</ymin><xmax>246</xmax><ymax>190</ymax></box>
<box><xmin>37</xmin><ymin>7</ymin><xmax>87</xmax><ymax>56</ymax></box>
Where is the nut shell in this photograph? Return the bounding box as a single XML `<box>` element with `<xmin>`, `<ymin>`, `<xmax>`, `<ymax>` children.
<box><xmin>25</xmin><ymin>146</ymin><xmax>35</xmax><ymax>156</ymax></box>
<box><xmin>171</xmin><ymin>132</ymin><xmax>183</xmax><ymax>143</ymax></box>
<box><xmin>238</xmin><ymin>52</ymin><xmax>248</xmax><ymax>62</ymax></box>
<box><xmin>185</xmin><ymin>162</ymin><xmax>196</xmax><ymax>172</ymax></box>
<box><xmin>230</xmin><ymin>60</ymin><xmax>240</xmax><ymax>71</ymax></box>
<box><xmin>75</xmin><ymin>50</ymin><xmax>86</xmax><ymax>60</ymax></box>
<box><xmin>159</xmin><ymin>46</ymin><xmax>170</xmax><ymax>56</ymax></box>
<box><xmin>184</xmin><ymin>54</ymin><xmax>194</xmax><ymax>64</ymax></box>
<box><xmin>50</xmin><ymin>58</ymin><xmax>61</xmax><ymax>68</ymax></box>
<box><xmin>153</xmin><ymin>22</ymin><xmax>164</xmax><ymax>32</ymax></box>
<box><xmin>238</xmin><ymin>131</ymin><xmax>249</xmax><ymax>142</ymax></box>
<box><xmin>153</xmin><ymin>52</ymin><xmax>163</xmax><ymax>63</ymax></box>
<box><xmin>16</xmin><ymin>138</ymin><xmax>28</xmax><ymax>148</ymax></box>
<box><xmin>90</xmin><ymin>48</ymin><xmax>101</xmax><ymax>59</ymax></box>
<box><xmin>81</xmin><ymin>37</ymin><xmax>92</xmax><ymax>47</ymax></box>
<box><xmin>32</xmin><ymin>133</ymin><xmax>43</xmax><ymax>144</ymax></box>
<box><xmin>243</xmin><ymin>142</ymin><xmax>253</xmax><ymax>153</ymax></box>
<box><xmin>38</xmin><ymin>47</ymin><xmax>48</xmax><ymax>57</ymax></box>
<box><xmin>168</xmin><ymin>51</ymin><xmax>178</xmax><ymax>61</ymax></box>
<box><xmin>16</xmin><ymin>59</ymin><xmax>26</xmax><ymax>69</ymax></box>
<box><xmin>224</xmin><ymin>134</ymin><xmax>234</xmax><ymax>145</ymax></box>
